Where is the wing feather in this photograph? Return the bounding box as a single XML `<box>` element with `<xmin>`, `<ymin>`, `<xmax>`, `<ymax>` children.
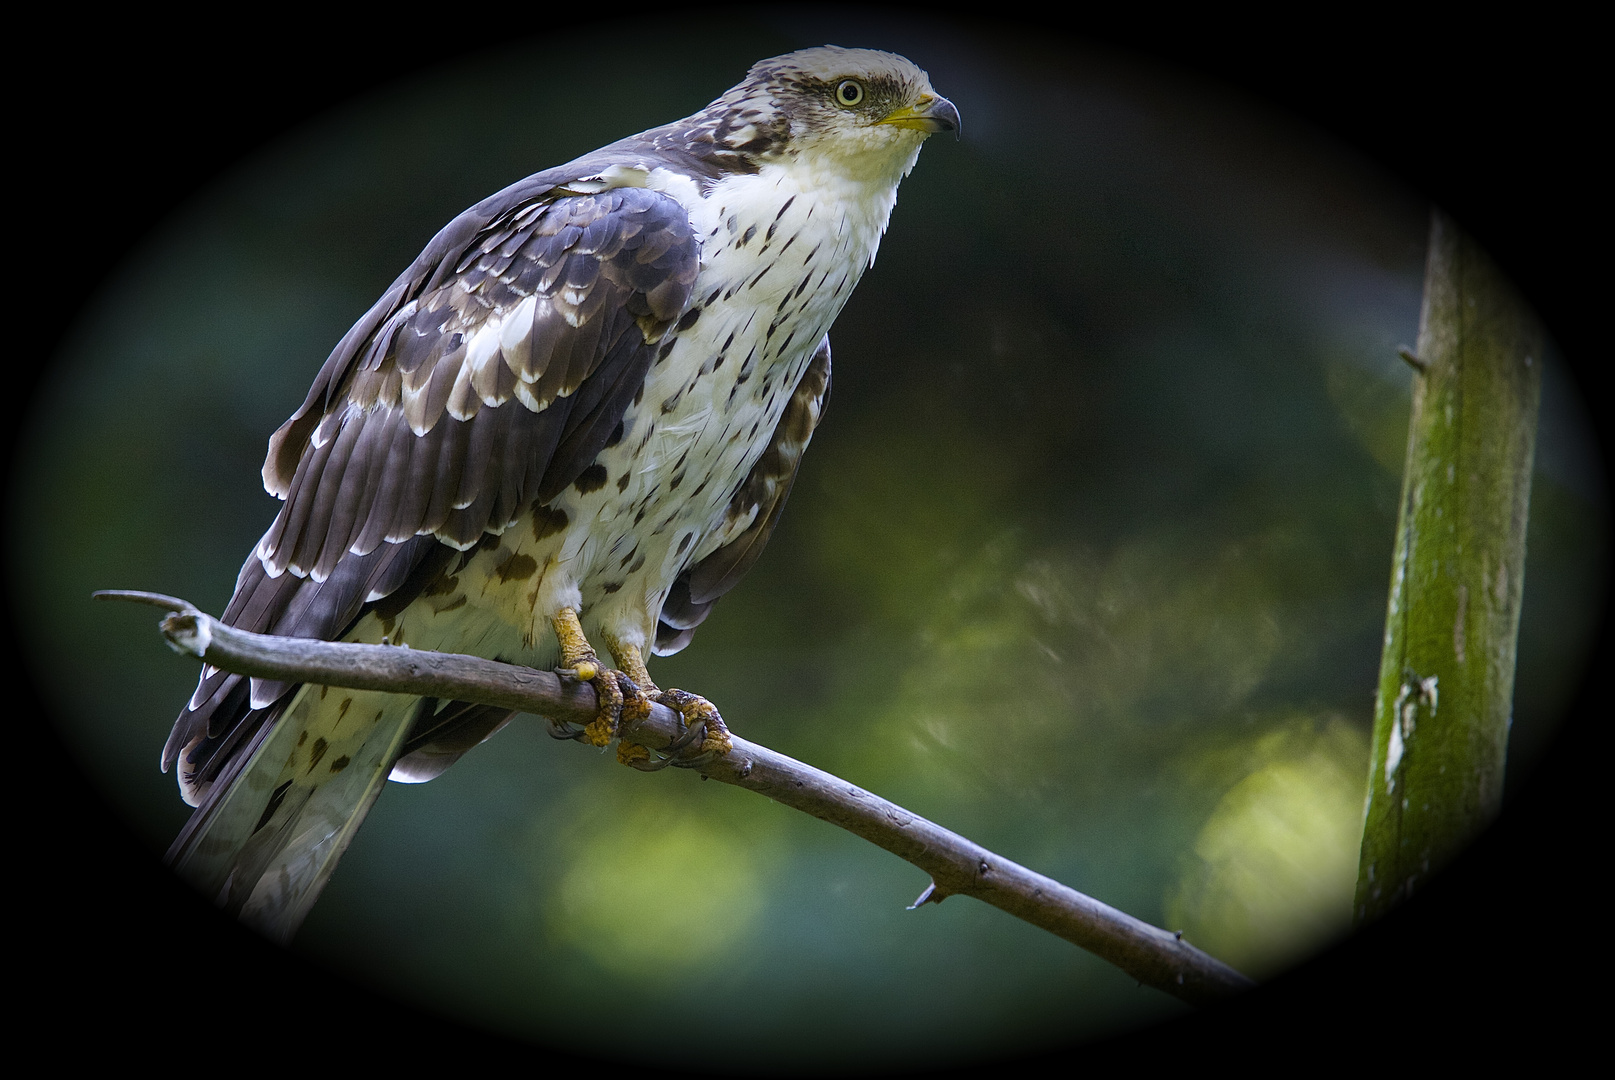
<box><xmin>168</xmin><ymin>180</ymin><xmax>701</xmax><ymax>804</ymax></box>
<box><xmin>260</xmin><ymin>185</ymin><xmax>698</xmax><ymax>574</ymax></box>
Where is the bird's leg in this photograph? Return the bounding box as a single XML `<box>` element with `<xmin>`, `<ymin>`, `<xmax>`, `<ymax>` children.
<box><xmin>550</xmin><ymin>607</ymin><xmax>640</xmax><ymax>748</ymax></box>
<box><xmin>603</xmin><ymin>636</ymin><xmax>732</xmax><ymax>770</ymax></box>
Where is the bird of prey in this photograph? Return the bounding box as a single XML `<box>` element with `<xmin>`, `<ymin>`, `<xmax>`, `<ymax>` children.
<box><xmin>161</xmin><ymin>47</ymin><xmax>959</xmax><ymax>942</ymax></box>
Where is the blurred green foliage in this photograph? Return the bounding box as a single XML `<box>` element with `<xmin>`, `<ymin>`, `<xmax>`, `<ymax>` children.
<box><xmin>1166</xmin><ymin>715</ymin><xmax>1367</xmax><ymax>977</ymax></box>
<box><xmin>10</xmin><ymin>14</ymin><xmax>1606</xmax><ymax>1070</ymax></box>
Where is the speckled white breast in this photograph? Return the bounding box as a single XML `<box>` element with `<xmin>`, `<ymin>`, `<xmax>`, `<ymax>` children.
<box><xmin>348</xmin><ymin>154</ymin><xmax>906</xmax><ymax>671</ymax></box>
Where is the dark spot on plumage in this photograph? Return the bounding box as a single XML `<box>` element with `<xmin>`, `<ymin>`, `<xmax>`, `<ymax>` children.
<box><xmin>601</xmin><ymin>581</ymin><xmax>623</xmax><ymax>594</ymax></box>
<box><xmin>330</xmin><ymin>755</ymin><xmax>351</xmax><ymax>773</ymax></box>
<box><xmin>775</xmin><ymin>292</ymin><xmax>793</xmax><ymax>314</ymax></box>
<box><xmin>616</xmin><ymin>472</ymin><xmax>631</xmax><ymax>492</ymax></box>
<box><xmin>297</xmin><ymin>731</ymin><xmax>308</xmax><ymax>746</ymax></box>
<box><xmin>726</xmin><ymin>214</ymin><xmax>738</xmax><ymax>232</ymax></box>
<box><xmin>677</xmin><ymin>533</ymin><xmax>693</xmax><ymax>555</ymax></box>
<box><xmin>713</xmin><ymin>353</ymin><xmax>725</xmax><ymax>371</ymax></box>
<box><xmin>319</xmin><ymin>686</ymin><xmax>329</xmax><ymax>699</ymax></box>
<box><xmin>495</xmin><ymin>552</ymin><xmax>539</xmax><ymax>582</ymax></box>
<box><xmin>794</xmin><ymin>271</ymin><xmax>813</xmax><ymax>298</ymax></box>
<box><xmin>780</xmin><ymin>329</ymin><xmax>796</xmax><ymax>353</ymax></box>
<box><xmin>337</xmin><ymin>698</ymin><xmax>352</xmax><ymax>721</ymax></box>
<box><xmin>691</xmin><ymin>479</ymin><xmax>708</xmax><ymax>497</ymax></box>
<box><xmin>307</xmin><ymin>737</ymin><xmax>329</xmax><ymax>772</ymax></box>
<box><xmin>256</xmin><ymin>780</ymin><xmax>294</xmax><ymax>834</ymax></box>
<box><xmin>628</xmin><ymin>552</ymin><xmax>645</xmax><ymax>573</ymax></box>
<box><xmin>704</xmin><ymin>287</ymin><xmax>721</xmax><ymax>307</ymax></box>
<box><xmin>619</xmin><ymin>547</ymin><xmax>636</xmax><ymax>568</ymax></box>
<box><xmin>423</xmin><ymin>572</ymin><xmax>460</xmax><ymax>598</ymax></box>
<box><xmin>675</xmin><ymin>308</ymin><xmax>701</xmax><ymax>332</ymax></box>
<box><xmin>774</xmin><ymin>195</ymin><xmax>796</xmax><ymax>221</ymax></box>
<box><xmin>573</xmin><ymin>464</ymin><xmax>609</xmax><ymax>494</ymax></box>
<box><xmin>766</xmin><ymin>322</ymin><xmax>778</xmax><ymax>341</ymax></box>
<box><xmin>740</xmin><ymin>224</ymin><xmax>758</xmax><ymax>247</ymax></box>
<box><xmin>722</xmin><ymin>331</ymin><xmax>736</xmax><ymax>352</ymax></box>
<box><xmin>435</xmin><ymin>595</ymin><xmax>467</xmax><ymax>613</ymax></box>
<box><xmin>780</xmin><ymin>231</ymin><xmax>798</xmax><ymax>254</ymax></box>
<box><xmin>532</xmin><ymin>504</ymin><xmax>570</xmax><ymax>540</ymax></box>
<box><xmin>709</xmin><ymin>226</ymin><xmax>720</xmax><ymax>237</ymax></box>
<box><xmin>604</xmin><ymin>420</ymin><xmax>625</xmax><ymax>449</ymax></box>
<box><xmin>634</xmin><ymin>507</ymin><xmax>647</xmax><ymax>524</ymax></box>
<box><xmin>670</xmin><ymin>472</ymin><xmax>684</xmax><ymax>490</ymax></box>
<box><xmin>805</xmin><ymin>242</ymin><xmax>821</xmax><ymax>264</ymax></box>
<box><xmin>633</xmin><ymin>383</ymin><xmax>645</xmax><ymax>405</ymax></box>
<box><xmin>661</xmin><ymin>390</ymin><xmax>683</xmax><ymax>414</ymax></box>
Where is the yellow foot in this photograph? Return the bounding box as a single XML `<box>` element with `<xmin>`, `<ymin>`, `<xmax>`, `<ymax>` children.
<box><xmin>614</xmin><ymin>687</ymin><xmax>732</xmax><ymax>772</ymax></box>
<box><xmin>553</xmin><ymin>666</ymin><xmax>653</xmax><ymax>747</ymax></box>
<box><xmin>549</xmin><ymin>607</ymin><xmax>655</xmax><ymax>747</ymax></box>
<box><xmin>659</xmin><ymin>688</ymin><xmax>732</xmax><ymax>756</ymax></box>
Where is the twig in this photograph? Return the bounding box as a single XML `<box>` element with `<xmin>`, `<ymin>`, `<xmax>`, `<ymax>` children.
<box><xmin>96</xmin><ymin>589</ymin><xmax>1254</xmax><ymax>1005</ymax></box>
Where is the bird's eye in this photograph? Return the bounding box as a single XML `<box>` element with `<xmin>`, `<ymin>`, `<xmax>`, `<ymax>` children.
<box><xmin>834</xmin><ymin>79</ymin><xmax>865</xmax><ymax>107</ymax></box>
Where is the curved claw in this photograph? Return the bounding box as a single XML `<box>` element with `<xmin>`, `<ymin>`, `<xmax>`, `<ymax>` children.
<box><xmin>615</xmin><ymin>719</ymin><xmax>700</xmax><ymax>771</ymax></box>
<box><xmin>660</xmin><ymin>720</ymin><xmax>706</xmax><ymax>755</ymax></box>
<box><xmin>655</xmin><ymin>688</ymin><xmax>734</xmax><ymax>762</ymax></box>
<box><xmin>546</xmin><ymin>717</ymin><xmax>588</xmax><ymax>741</ymax></box>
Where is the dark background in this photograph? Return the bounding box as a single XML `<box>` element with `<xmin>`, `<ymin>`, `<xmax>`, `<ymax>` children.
<box><xmin>10</xmin><ymin>8</ymin><xmax>1604</xmax><ymax>1070</ymax></box>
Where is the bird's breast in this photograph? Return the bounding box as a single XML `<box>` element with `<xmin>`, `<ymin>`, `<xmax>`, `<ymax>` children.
<box><xmin>367</xmin><ymin>166</ymin><xmax>888</xmax><ymax>661</ymax></box>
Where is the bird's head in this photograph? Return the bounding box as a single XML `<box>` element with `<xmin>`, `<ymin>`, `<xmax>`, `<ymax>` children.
<box><xmin>697</xmin><ymin>46</ymin><xmax>960</xmax><ymax>186</ymax></box>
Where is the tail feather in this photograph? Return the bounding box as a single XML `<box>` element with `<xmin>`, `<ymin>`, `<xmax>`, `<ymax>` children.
<box><xmin>167</xmin><ymin>684</ymin><xmax>417</xmax><ymax>944</ymax></box>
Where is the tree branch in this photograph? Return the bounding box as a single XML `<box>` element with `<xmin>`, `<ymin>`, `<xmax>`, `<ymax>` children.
<box><xmin>97</xmin><ymin>589</ymin><xmax>1254</xmax><ymax>1005</ymax></box>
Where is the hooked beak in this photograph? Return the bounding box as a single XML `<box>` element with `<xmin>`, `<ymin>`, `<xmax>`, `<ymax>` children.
<box><xmin>879</xmin><ymin>92</ymin><xmax>962</xmax><ymax>139</ymax></box>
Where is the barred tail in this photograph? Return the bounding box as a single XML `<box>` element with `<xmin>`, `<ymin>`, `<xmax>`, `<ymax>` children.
<box><xmin>166</xmin><ymin>685</ymin><xmax>417</xmax><ymax>945</ymax></box>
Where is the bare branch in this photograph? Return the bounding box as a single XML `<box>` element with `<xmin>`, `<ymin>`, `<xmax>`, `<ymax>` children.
<box><xmin>96</xmin><ymin>589</ymin><xmax>1254</xmax><ymax>1005</ymax></box>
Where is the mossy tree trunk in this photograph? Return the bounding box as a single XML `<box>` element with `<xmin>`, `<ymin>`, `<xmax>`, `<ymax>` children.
<box><xmin>1355</xmin><ymin>210</ymin><xmax>1543</xmax><ymax>923</ymax></box>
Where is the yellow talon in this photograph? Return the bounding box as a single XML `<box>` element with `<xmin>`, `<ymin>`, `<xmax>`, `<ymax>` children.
<box><xmin>574</xmin><ymin>660</ymin><xmax>599</xmax><ymax>682</ymax></box>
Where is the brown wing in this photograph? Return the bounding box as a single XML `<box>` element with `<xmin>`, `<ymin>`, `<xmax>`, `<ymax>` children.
<box><xmin>164</xmin><ymin>184</ymin><xmax>701</xmax><ymax>802</ymax></box>
<box><xmin>258</xmin><ymin>185</ymin><xmax>700</xmax><ymax>578</ymax></box>
<box><xmin>653</xmin><ymin>334</ymin><xmax>832</xmax><ymax>655</ymax></box>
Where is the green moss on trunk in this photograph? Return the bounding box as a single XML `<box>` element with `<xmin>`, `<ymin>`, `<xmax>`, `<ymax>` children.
<box><xmin>1355</xmin><ymin>212</ymin><xmax>1542</xmax><ymax>922</ymax></box>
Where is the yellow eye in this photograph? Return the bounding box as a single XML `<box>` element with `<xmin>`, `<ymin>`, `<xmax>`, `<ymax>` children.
<box><xmin>834</xmin><ymin>79</ymin><xmax>865</xmax><ymax>107</ymax></box>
